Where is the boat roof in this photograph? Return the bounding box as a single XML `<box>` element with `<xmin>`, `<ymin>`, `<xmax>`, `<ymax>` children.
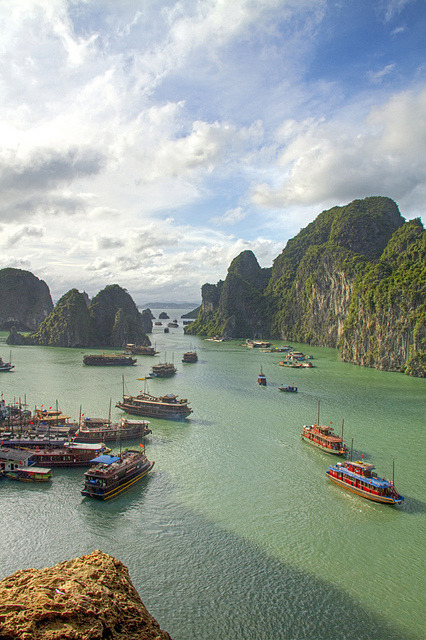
<box><xmin>90</xmin><ymin>455</ymin><xmax>120</xmax><ymax>465</ymax></box>
<box><xmin>0</xmin><ymin>448</ymin><xmax>32</xmax><ymax>462</ymax></box>
<box><xmin>16</xmin><ymin>466</ymin><xmax>51</xmax><ymax>474</ymax></box>
<box><xmin>65</xmin><ymin>442</ymin><xmax>105</xmax><ymax>450</ymax></box>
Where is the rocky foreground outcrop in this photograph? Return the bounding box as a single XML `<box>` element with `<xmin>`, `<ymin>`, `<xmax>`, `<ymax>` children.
<box><xmin>0</xmin><ymin>550</ymin><xmax>172</xmax><ymax>640</ymax></box>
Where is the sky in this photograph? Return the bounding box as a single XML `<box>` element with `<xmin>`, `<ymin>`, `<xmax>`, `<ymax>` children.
<box><xmin>0</xmin><ymin>0</ymin><xmax>425</xmax><ymax>304</ymax></box>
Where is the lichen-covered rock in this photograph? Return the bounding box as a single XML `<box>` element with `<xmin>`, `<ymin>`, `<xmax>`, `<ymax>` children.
<box><xmin>0</xmin><ymin>550</ymin><xmax>172</xmax><ymax>640</ymax></box>
<box><xmin>0</xmin><ymin>268</ymin><xmax>53</xmax><ymax>331</ymax></box>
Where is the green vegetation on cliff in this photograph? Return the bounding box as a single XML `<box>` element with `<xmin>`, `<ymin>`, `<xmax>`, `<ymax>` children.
<box><xmin>341</xmin><ymin>219</ymin><xmax>425</xmax><ymax>375</ymax></box>
<box><xmin>27</xmin><ymin>289</ymin><xmax>90</xmax><ymax>347</ymax></box>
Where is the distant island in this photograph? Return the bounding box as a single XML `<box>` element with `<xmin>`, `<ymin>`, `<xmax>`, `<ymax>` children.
<box><xmin>139</xmin><ymin>302</ymin><xmax>200</xmax><ymax>309</ymax></box>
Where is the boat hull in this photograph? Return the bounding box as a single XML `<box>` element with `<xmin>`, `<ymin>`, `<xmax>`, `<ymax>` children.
<box><xmin>81</xmin><ymin>460</ymin><xmax>154</xmax><ymax>500</ymax></box>
<box><xmin>325</xmin><ymin>471</ymin><xmax>403</xmax><ymax>504</ymax></box>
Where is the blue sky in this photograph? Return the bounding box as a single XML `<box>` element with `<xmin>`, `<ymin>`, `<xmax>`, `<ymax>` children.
<box><xmin>0</xmin><ymin>0</ymin><xmax>425</xmax><ymax>303</ymax></box>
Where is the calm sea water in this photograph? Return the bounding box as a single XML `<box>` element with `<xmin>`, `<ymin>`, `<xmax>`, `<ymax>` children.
<box><xmin>0</xmin><ymin>317</ymin><xmax>425</xmax><ymax>640</ymax></box>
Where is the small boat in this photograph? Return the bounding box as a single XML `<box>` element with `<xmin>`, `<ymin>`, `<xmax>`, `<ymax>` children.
<box><xmin>75</xmin><ymin>416</ymin><xmax>152</xmax><ymax>443</ymax></box>
<box><xmin>83</xmin><ymin>354</ymin><xmax>137</xmax><ymax>366</ymax></box>
<box><xmin>0</xmin><ymin>356</ymin><xmax>14</xmax><ymax>372</ymax></box>
<box><xmin>125</xmin><ymin>344</ymin><xmax>158</xmax><ymax>356</ymax></box>
<box><xmin>6</xmin><ymin>466</ymin><xmax>52</xmax><ymax>482</ymax></box>
<box><xmin>164</xmin><ymin>327</ymin><xmax>169</xmax><ymax>333</ymax></box>
<box><xmin>279</xmin><ymin>384</ymin><xmax>298</xmax><ymax>392</ymax></box>
<box><xmin>246</xmin><ymin>340</ymin><xmax>272</xmax><ymax>349</ymax></box>
<box><xmin>116</xmin><ymin>392</ymin><xmax>192</xmax><ymax>420</ymax></box>
<box><xmin>182</xmin><ymin>350</ymin><xmax>198</xmax><ymax>363</ymax></box>
<box><xmin>326</xmin><ymin>460</ymin><xmax>404</xmax><ymax>505</ymax></box>
<box><xmin>155</xmin><ymin>322</ymin><xmax>162</xmax><ymax>326</ymax></box>
<box><xmin>150</xmin><ymin>362</ymin><xmax>177</xmax><ymax>377</ymax></box>
<box><xmin>257</xmin><ymin>369</ymin><xmax>267</xmax><ymax>386</ymax></box>
<box><xmin>81</xmin><ymin>448</ymin><xmax>154</xmax><ymax>500</ymax></box>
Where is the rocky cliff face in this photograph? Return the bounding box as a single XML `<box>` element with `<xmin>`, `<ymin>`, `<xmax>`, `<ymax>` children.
<box><xmin>341</xmin><ymin>219</ymin><xmax>425</xmax><ymax>375</ymax></box>
<box><xmin>88</xmin><ymin>285</ymin><xmax>152</xmax><ymax>347</ymax></box>
<box><xmin>0</xmin><ymin>550</ymin><xmax>172</xmax><ymax>640</ymax></box>
<box><xmin>186</xmin><ymin>251</ymin><xmax>271</xmax><ymax>338</ymax></box>
<box><xmin>15</xmin><ymin>289</ymin><xmax>91</xmax><ymax>347</ymax></box>
<box><xmin>0</xmin><ymin>268</ymin><xmax>53</xmax><ymax>330</ymax></box>
<box><xmin>187</xmin><ymin>197</ymin><xmax>425</xmax><ymax>376</ymax></box>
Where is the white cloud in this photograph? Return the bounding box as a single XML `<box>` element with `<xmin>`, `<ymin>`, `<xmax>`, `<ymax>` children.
<box><xmin>252</xmin><ymin>86</ymin><xmax>426</xmax><ymax>212</ymax></box>
<box><xmin>367</xmin><ymin>63</ymin><xmax>396</xmax><ymax>84</ymax></box>
<box><xmin>211</xmin><ymin>207</ymin><xmax>248</xmax><ymax>226</ymax></box>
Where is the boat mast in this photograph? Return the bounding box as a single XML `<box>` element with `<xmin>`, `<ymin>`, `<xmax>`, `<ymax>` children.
<box><xmin>317</xmin><ymin>399</ymin><xmax>320</xmax><ymax>425</ymax></box>
<box><xmin>350</xmin><ymin>438</ymin><xmax>353</xmax><ymax>461</ymax></box>
<box><xmin>392</xmin><ymin>458</ymin><xmax>395</xmax><ymax>486</ymax></box>
<box><xmin>341</xmin><ymin>419</ymin><xmax>344</xmax><ymax>440</ymax></box>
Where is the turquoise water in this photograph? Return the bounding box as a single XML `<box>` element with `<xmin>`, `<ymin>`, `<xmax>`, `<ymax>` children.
<box><xmin>0</xmin><ymin>321</ymin><xmax>425</xmax><ymax>640</ymax></box>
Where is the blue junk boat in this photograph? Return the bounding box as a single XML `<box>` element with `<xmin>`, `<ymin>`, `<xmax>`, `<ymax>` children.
<box><xmin>326</xmin><ymin>460</ymin><xmax>404</xmax><ymax>505</ymax></box>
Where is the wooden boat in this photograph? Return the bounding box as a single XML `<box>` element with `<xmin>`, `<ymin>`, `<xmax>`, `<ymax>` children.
<box><xmin>302</xmin><ymin>402</ymin><xmax>347</xmax><ymax>455</ymax></box>
<box><xmin>6</xmin><ymin>467</ymin><xmax>52</xmax><ymax>482</ymax></box>
<box><xmin>0</xmin><ymin>355</ymin><xmax>14</xmax><ymax>372</ymax></box>
<box><xmin>25</xmin><ymin>442</ymin><xmax>110</xmax><ymax>467</ymax></box>
<box><xmin>125</xmin><ymin>344</ymin><xmax>158</xmax><ymax>356</ymax></box>
<box><xmin>168</xmin><ymin>322</ymin><xmax>179</xmax><ymax>328</ymax></box>
<box><xmin>257</xmin><ymin>369</ymin><xmax>267</xmax><ymax>385</ymax></box>
<box><xmin>301</xmin><ymin>423</ymin><xmax>347</xmax><ymax>455</ymax></box>
<box><xmin>81</xmin><ymin>448</ymin><xmax>154</xmax><ymax>500</ymax></box>
<box><xmin>83</xmin><ymin>354</ymin><xmax>136</xmax><ymax>366</ymax></box>
<box><xmin>116</xmin><ymin>392</ymin><xmax>192</xmax><ymax>420</ymax></box>
<box><xmin>182</xmin><ymin>350</ymin><xmax>198</xmax><ymax>363</ymax></box>
<box><xmin>326</xmin><ymin>460</ymin><xmax>404</xmax><ymax>505</ymax></box>
<box><xmin>150</xmin><ymin>362</ymin><xmax>177</xmax><ymax>377</ymax></box>
<box><xmin>279</xmin><ymin>384</ymin><xmax>298</xmax><ymax>392</ymax></box>
<box><xmin>75</xmin><ymin>416</ymin><xmax>152</xmax><ymax>443</ymax></box>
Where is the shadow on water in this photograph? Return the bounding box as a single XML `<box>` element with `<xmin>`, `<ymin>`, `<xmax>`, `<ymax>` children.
<box><xmin>121</xmin><ymin>497</ymin><xmax>420</xmax><ymax>640</ymax></box>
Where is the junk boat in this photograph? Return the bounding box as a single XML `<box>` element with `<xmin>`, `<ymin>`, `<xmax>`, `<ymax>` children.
<box><xmin>125</xmin><ymin>344</ymin><xmax>158</xmax><ymax>356</ymax></box>
<box><xmin>83</xmin><ymin>354</ymin><xmax>137</xmax><ymax>366</ymax></box>
<box><xmin>301</xmin><ymin>402</ymin><xmax>347</xmax><ymax>456</ymax></box>
<box><xmin>326</xmin><ymin>460</ymin><xmax>404</xmax><ymax>505</ymax></box>
<box><xmin>301</xmin><ymin>423</ymin><xmax>347</xmax><ymax>455</ymax></box>
<box><xmin>182</xmin><ymin>350</ymin><xmax>198</xmax><ymax>363</ymax></box>
<box><xmin>279</xmin><ymin>384</ymin><xmax>298</xmax><ymax>392</ymax></box>
<box><xmin>116</xmin><ymin>392</ymin><xmax>192</xmax><ymax>420</ymax></box>
<box><xmin>150</xmin><ymin>362</ymin><xmax>177</xmax><ymax>377</ymax></box>
<box><xmin>81</xmin><ymin>448</ymin><xmax>154</xmax><ymax>500</ymax></box>
<box><xmin>257</xmin><ymin>369</ymin><xmax>267</xmax><ymax>386</ymax></box>
<box><xmin>25</xmin><ymin>442</ymin><xmax>110</xmax><ymax>467</ymax></box>
<box><xmin>75</xmin><ymin>416</ymin><xmax>152</xmax><ymax>443</ymax></box>
<box><xmin>6</xmin><ymin>467</ymin><xmax>52</xmax><ymax>482</ymax></box>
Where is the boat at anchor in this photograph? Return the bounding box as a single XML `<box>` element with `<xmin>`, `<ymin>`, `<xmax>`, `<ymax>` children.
<box><xmin>326</xmin><ymin>459</ymin><xmax>404</xmax><ymax>505</ymax></box>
